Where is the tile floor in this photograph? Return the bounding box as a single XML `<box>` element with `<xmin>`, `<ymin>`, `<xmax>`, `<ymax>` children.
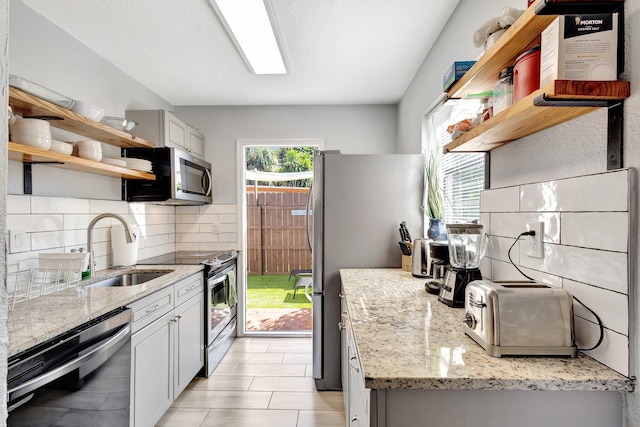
<box><xmin>156</xmin><ymin>337</ymin><xmax>345</xmax><ymax>427</ymax></box>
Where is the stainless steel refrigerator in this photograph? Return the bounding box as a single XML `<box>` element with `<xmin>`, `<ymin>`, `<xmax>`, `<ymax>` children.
<box><xmin>311</xmin><ymin>151</ymin><xmax>425</xmax><ymax>390</ymax></box>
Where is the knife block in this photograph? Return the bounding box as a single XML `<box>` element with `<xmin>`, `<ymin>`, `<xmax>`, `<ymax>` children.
<box><xmin>402</xmin><ymin>255</ymin><xmax>412</xmax><ymax>272</ymax></box>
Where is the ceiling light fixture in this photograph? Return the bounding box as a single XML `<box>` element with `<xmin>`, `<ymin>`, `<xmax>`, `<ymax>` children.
<box><xmin>210</xmin><ymin>0</ymin><xmax>287</xmax><ymax>75</ymax></box>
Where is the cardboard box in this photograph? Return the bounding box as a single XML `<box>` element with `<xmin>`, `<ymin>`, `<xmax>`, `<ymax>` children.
<box><xmin>540</xmin><ymin>14</ymin><xmax>618</xmax><ymax>87</ymax></box>
<box><xmin>443</xmin><ymin>61</ymin><xmax>476</xmax><ymax>92</ymax></box>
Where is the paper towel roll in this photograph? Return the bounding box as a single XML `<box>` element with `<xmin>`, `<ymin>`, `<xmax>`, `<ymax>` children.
<box><xmin>111</xmin><ymin>224</ymin><xmax>139</xmax><ymax>267</ymax></box>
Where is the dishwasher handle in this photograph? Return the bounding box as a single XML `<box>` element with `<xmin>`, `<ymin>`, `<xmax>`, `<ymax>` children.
<box><xmin>7</xmin><ymin>321</ymin><xmax>132</xmax><ymax>405</ymax></box>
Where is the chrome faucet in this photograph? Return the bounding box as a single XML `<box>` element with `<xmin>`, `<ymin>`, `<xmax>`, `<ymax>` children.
<box><xmin>87</xmin><ymin>213</ymin><xmax>136</xmax><ymax>278</ymax></box>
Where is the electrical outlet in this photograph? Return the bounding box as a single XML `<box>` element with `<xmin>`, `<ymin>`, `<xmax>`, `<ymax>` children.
<box><xmin>8</xmin><ymin>229</ymin><xmax>28</xmax><ymax>254</ymax></box>
<box><xmin>526</xmin><ymin>221</ymin><xmax>544</xmax><ymax>259</ymax></box>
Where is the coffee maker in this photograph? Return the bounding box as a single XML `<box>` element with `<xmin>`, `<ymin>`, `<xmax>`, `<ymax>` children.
<box><xmin>425</xmin><ymin>241</ymin><xmax>449</xmax><ymax>295</ymax></box>
<box><xmin>438</xmin><ymin>224</ymin><xmax>487</xmax><ymax>307</ymax></box>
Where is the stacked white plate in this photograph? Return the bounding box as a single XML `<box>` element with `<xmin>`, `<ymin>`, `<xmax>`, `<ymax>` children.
<box><xmin>9</xmin><ymin>118</ymin><xmax>52</xmax><ymax>150</ymax></box>
<box><xmin>76</xmin><ymin>140</ymin><xmax>102</xmax><ymax>162</ymax></box>
<box><xmin>102</xmin><ymin>157</ymin><xmax>128</xmax><ymax>168</ymax></box>
<box><xmin>125</xmin><ymin>158</ymin><xmax>153</xmax><ymax>172</ymax></box>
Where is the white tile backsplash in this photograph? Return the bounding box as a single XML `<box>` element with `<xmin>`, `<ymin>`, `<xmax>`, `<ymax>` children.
<box><xmin>564</xmin><ymin>279</ymin><xmax>628</xmax><ymax>336</ymax></box>
<box><xmin>175</xmin><ymin>204</ymin><xmax>239</xmax><ymax>252</ymax></box>
<box><xmin>561</xmin><ymin>212</ymin><xmax>628</xmax><ymax>252</ymax></box>
<box><xmin>574</xmin><ymin>317</ymin><xmax>629</xmax><ymax>377</ymax></box>
<box><xmin>490</xmin><ymin>212</ymin><xmax>560</xmax><ymax>243</ymax></box>
<box><xmin>480</xmin><ymin>186</ymin><xmax>519</xmax><ymax>212</ymax></box>
<box><xmin>481</xmin><ymin>169</ymin><xmax>634</xmax><ymax>377</ymax></box>
<box><xmin>519</xmin><ymin>244</ymin><xmax>628</xmax><ymax>294</ymax></box>
<box><xmin>520</xmin><ymin>170</ymin><xmax>629</xmax><ymax>212</ymax></box>
<box><xmin>5</xmin><ymin>196</ymin><xmax>179</xmax><ymax>273</ymax></box>
<box><xmin>7</xmin><ymin>195</ymin><xmax>31</xmax><ymax>214</ymax></box>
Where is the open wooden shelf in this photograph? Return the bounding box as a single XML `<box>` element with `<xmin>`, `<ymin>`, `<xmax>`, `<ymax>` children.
<box><xmin>443</xmin><ymin>0</ymin><xmax>630</xmax><ymax>153</ymax></box>
<box><xmin>8</xmin><ymin>142</ymin><xmax>156</xmax><ymax>180</ymax></box>
<box><xmin>9</xmin><ymin>87</ymin><xmax>155</xmax><ymax>149</ymax></box>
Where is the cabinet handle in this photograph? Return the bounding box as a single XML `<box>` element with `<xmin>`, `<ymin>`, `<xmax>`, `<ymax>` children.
<box><xmin>339</xmin><ymin>292</ymin><xmax>345</xmax><ymax>298</ymax></box>
<box><xmin>184</xmin><ymin>285</ymin><xmax>195</xmax><ymax>293</ymax></box>
<box><xmin>350</xmin><ymin>355</ymin><xmax>360</xmax><ymax>373</ymax></box>
<box><xmin>146</xmin><ymin>304</ymin><xmax>159</xmax><ymax>313</ymax></box>
<box><xmin>338</xmin><ymin>321</ymin><xmax>345</xmax><ymax>331</ymax></box>
<box><xmin>350</xmin><ymin>414</ymin><xmax>359</xmax><ymax>425</ymax></box>
<box><xmin>176</xmin><ymin>314</ymin><xmax>182</xmax><ymax>319</ymax></box>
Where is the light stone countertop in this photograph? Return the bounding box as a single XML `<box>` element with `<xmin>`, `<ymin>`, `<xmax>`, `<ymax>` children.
<box><xmin>8</xmin><ymin>264</ymin><xmax>204</xmax><ymax>357</ymax></box>
<box><xmin>340</xmin><ymin>268</ymin><xmax>634</xmax><ymax>392</ymax></box>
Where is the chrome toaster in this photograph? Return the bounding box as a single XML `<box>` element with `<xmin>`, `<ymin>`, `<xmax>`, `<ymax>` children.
<box><xmin>463</xmin><ymin>280</ymin><xmax>577</xmax><ymax>357</ymax></box>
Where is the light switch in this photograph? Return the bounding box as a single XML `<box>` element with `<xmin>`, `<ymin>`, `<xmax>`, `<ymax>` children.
<box><xmin>9</xmin><ymin>229</ymin><xmax>28</xmax><ymax>254</ymax></box>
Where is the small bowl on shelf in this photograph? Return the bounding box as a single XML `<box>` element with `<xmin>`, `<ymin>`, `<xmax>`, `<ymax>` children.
<box><xmin>76</xmin><ymin>140</ymin><xmax>103</xmax><ymax>162</ymax></box>
<box><xmin>101</xmin><ymin>116</ymin><xmax>138</xmax><ymax>133</ymax></box>
<box><xmin>49</xmin><ymin>140</ymin><xmax>73</xmax><ymax>156</ymax></box>
<box><xmin>71</xmin><ymin>100</ymin><xmax>105</xmax><ymax>122</ymax></box>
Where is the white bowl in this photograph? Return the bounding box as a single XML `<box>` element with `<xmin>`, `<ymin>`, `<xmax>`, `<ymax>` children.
<box><xmin>10</xmin><ymin>118</ymin><xmax>50</xmax><ymax>131</ymax></box>
<box><xmin>13</xmin><ymin>135</ymin><xmax>52</xmax><ymax>150</ymax></box>
<box><xmin>71</xmin><ymin>100</ymin><xmax>105</xmax><ymax>122</ymax></box>
<box><xmin>76</xmin><ymin>139</ymin><xmax>102</xmax><ymax>151</ymax></box>
<box><xmin>10</xmin><ymin>129</ymin><xmax>51</xmax><ymax>137</ymax></box>
<box><xmin>76</xmin><ymin>140</ymin><xmax>102</xmax><ymax>161</ymax></box>
<box><xmin>49</xmin><ymin>139</ymin><xmax>73</xmax><ymax>156</ymax></box>
<box><xmin>78</xmin><ymin>149</ymin><xmax>102</xmax><ymax>162</ymax></box>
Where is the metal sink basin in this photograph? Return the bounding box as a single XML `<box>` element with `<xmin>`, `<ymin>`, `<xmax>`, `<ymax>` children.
<box><xmin>87</xmin><ymin>271</ymin><xmax>171</xmax><ymax>288</ymax></box>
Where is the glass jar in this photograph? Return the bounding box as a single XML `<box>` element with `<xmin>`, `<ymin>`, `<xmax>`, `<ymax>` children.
<box><xmin>493</xmin><ymin>66</ymin><xmax>513</xmax><ymax>116</ymax></box>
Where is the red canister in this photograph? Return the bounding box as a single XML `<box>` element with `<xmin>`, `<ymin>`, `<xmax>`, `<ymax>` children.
<box><xmin>512</xmin><ymin>45</ymin><xmax>541</xmax><ymax>103</ymax></box>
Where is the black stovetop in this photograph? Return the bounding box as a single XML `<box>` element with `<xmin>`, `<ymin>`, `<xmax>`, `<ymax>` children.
<box><xmin>138</xmin><ymin>250</ymin><xmax>237</xmax><ymax>270</ymax></box>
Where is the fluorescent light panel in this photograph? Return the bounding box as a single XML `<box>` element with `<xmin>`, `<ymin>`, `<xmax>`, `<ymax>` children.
<box><xmin>213</xmin><ymin>0</ymin><xmax>287</xmax><ymax>74</ymax></box>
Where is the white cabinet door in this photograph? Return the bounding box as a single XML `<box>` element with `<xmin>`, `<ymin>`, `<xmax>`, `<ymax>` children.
<box><xmin>164</xmin><ymin>113</ymin><xmax>188</xmax><ymax>151</ymax></box>
<box><xmin>174</xmin><ymin>292</ymin><xmax>204</xmax><ymax>397</ymax></box>
<box><xmin>188</xmin><ymin>127</ymin><xmax>205</xmax><ymax>159</ymax></box>
<box><xmin>131</xmin><ymin>312</ymin><xmax>173</xmax><ymax>427</ymax></box>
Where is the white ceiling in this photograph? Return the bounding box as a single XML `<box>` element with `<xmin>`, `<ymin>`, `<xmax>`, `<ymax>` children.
<box><xmin>20</xmin><ymin>0</ymin><xmax>459</xmax><ymax>106</ymax></box>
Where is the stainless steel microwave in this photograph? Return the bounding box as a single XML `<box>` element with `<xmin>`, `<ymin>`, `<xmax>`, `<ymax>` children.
<box><xmin>123</xmin><ymin>147</ymin><xmax>212</xmax><ymax>205</ymax></box>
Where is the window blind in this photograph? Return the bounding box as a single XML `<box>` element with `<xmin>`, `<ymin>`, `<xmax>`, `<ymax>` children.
<box><xmin>424</xmin><ymin>100</ymin><xmax>485</xmax><ymax>224</ymax></box>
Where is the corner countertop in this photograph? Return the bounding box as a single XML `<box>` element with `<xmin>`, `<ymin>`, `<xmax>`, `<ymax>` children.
<box><xmin>8</xmin><ymin>264</ymin><xmax>204</xmax><ymax>357</ymax></box>
<box><xmin>340</xmin><ymin>268</ymin><xmax>634</xmax><ymax>392</ymax></box>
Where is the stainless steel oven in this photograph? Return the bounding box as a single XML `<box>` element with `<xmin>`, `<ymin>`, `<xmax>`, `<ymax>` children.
<box><xmin>205</xmin><ymin>258</ymin><xmax>237</xmax><ymax>376</ymax></box>
<box><xmin>7</xmin><ymin>307</ymin><xmax>132</xmax><ymax>427</ymax></box>
<box><xmin>136</xmin><ymin>250</ymin><xmax>238</xmax><ymax>377</ymax></box>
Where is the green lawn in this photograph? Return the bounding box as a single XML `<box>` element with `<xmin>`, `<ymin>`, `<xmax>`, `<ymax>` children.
<box><xmin>247</xmin><ymin>274</ymin><xmax>312</xmax><ymax>309</ymax></box>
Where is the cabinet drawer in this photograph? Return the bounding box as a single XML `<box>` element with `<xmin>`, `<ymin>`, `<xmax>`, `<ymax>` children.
<box><xmin>174</xmin><ymin>274</ymin><xmax>204</xmax><ymax>307</ymax></box>
<box><xmin>129</xmin><ymin>287</ymin><xmax>174</xmax><ymax>333</ymax></box>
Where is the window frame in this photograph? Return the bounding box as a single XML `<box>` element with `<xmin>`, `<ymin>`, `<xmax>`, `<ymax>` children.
<box><xmin>422</xmin><ymin>97</ymin><xmax>490</xmax><ymax>225</ymax></box>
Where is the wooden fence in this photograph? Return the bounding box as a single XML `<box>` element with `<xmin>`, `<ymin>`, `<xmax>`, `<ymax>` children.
<box><xmin>246</xmin><ymin>186</ymin><xmax>313</xmax><ymax>275</ymax></box>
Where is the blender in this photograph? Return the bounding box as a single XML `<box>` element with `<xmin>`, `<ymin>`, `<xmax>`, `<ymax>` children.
<box><xmin>438</xmin><ymin>223</ymin><xmax>487</xmax><ymax>307</ymax></box>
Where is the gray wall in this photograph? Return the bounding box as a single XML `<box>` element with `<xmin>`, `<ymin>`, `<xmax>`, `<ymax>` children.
<box><xmin>399</xmin><ymin>0</ymin><xmax>640</xmax><ymax>424</ymax></box>
<box><xmin>1</xmin><ymin>0</ymin><xmax>9</xmax><ymax>422</ymax></box>
<box><xmin>175</xmin><ymin>104</ymin><xmax>398</xmax><ymax>204</ymax></box>
<box><xmin>8</xmin><ymin>0</ymin><xmax>173</xmax><ymax>200</ymax></box>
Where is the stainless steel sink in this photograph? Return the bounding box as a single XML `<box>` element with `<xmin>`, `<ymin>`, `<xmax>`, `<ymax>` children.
<box><xmin>87</xmin><ymin>271</ymin><xmax>171</xmax><ymax>288</ymax></box>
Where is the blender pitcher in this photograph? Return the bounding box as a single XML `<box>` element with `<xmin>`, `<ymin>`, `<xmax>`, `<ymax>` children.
<box><xmin>446</xmin><ymin>223</ymin><xmax>488</xmax><ymax>269</ymax></box>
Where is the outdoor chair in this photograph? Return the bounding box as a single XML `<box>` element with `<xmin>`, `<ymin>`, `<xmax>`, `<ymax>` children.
<box><xmin>293</xmin><ymin>275</ymin><xmax>313</xmax><ymax>299</ymax></box>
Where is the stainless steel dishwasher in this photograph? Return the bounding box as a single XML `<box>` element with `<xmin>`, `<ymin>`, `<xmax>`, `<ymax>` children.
<box><xmin>7</xmin><ymin>307</ymin><xmax>132</xmax><ymax>427</ymax></box>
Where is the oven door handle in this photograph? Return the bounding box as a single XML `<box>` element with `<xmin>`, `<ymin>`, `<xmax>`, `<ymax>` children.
<box><xmin>7</xmin><ymin>321</ymin><xmax>132</xmax><ymax>404</ymax></box>
<box><xmin>208</xmin><ymin>274</ymin><xmax>228</xmax><ymax>287</ymax></box>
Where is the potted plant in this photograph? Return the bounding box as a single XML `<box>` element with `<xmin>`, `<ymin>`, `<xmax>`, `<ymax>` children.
<box><xmin>423</xmin><ymin>144</ymin><xmax>446</xmax><ymax>241</ymax></box>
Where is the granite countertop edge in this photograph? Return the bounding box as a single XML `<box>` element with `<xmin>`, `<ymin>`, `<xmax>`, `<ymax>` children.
<box><xmin>8</xmin><ymin>264</ymin><xmax>204</xmax><ymax>357</ymax></box>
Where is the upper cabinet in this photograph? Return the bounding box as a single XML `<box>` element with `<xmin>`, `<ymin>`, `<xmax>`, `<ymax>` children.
<box><xmin>444</xmin><ymin>0</ymin><xmax>630</xmax><ymax>153</ymax></box>
<box><xmin>126</xmin><ymin>110</ymin><xmax>206</xmax><ymax>159</ymax></box>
